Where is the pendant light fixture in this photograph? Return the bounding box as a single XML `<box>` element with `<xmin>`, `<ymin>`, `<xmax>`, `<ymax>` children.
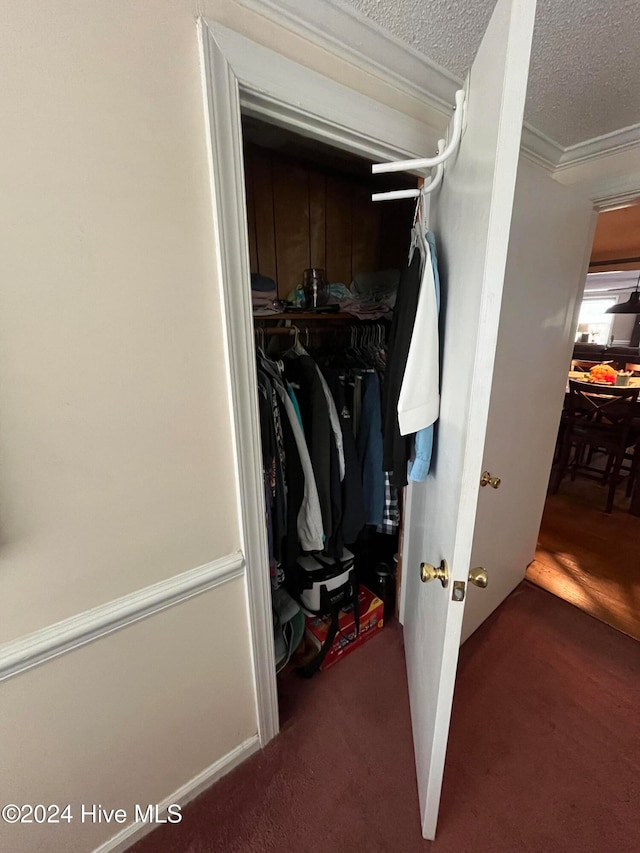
<box><xmin>606</xmin><ymin>271</ymin><xmax>640</xmax><ymax>314</ymax></box>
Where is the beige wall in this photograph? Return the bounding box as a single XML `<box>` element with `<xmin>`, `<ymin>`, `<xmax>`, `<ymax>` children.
<box><xmin>0</xmin><ymin>0</ymin><xmax>241</xmax><ymax>640</ymax></box>
<box><xmin>0</xmin><ymin>1</ymin><xmax>435</xmax><ymax>850</ymax></box>
<box><xmin>0</xmin><ymin>1</ymin><xmax>255</xmax><ymax>851</ymax></box>
<box><xmin>2</xmin><ymin>580</ymin><xmax>256</xmax><ymax>853</ymax></box>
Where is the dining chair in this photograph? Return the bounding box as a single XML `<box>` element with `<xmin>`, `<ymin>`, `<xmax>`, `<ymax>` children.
<box><xmin>551</xmin><ymin>380</ymin><xmax>640</xmax><ymax>513</ymax></box>
<box><xmin>623</xmin><ymin>417</ymin><xmax>640</xmax><ymax>498</ymax></box>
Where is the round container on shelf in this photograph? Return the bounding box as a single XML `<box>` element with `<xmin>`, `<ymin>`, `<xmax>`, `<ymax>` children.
<box><xmin>302</xmin><ymin>268</ymin><xmax>329</xmax><ymax>309</ymax></box>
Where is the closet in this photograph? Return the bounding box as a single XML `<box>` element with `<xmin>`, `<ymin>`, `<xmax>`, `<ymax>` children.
<box><xmin>241</xmin><ymin>114</ymin><xmax>418</xmax><ymax>683</ymax></box>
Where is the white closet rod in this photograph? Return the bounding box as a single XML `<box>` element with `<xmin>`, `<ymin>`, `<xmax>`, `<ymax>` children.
<box><xmin>371</xmin><ymin>89</ymin><xmax>465</xmax><ymax>175</ymax></box>
<box><xmin>372</xmin><ymin>140</ymin><xmax>445</xmax><ymax>203</ymax></box>
<box><xmin>371</xmin><ymin>188</ymin><xmax>421</xmax><ymax>202</ymax></box>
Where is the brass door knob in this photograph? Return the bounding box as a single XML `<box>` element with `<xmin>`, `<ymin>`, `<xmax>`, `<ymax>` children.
<box><xmin>468</xmin><ymin>566</ymin><xmax>488</xmax><ymax>588</ymax></box>
<box><xmin>420</xmin><ymin>559</ymin><xmax>449</xmax><ymax>588</ymax></box>
<box><xmin>480</xmin><ymin>471</ymin><xmax>501</xmax><ymax>489</ymax></box>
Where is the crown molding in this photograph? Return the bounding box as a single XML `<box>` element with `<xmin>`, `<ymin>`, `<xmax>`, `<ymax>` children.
<box><xmin>235</xmin><ymin>0</ymin><xmax>562</xmax><ymax>169</ymax></box>
<box><xmin>553</xmin><ymin>152</ymin><xmax>640</xmax><ymax>209</ymax></box>
<box><xmin>585</xmin><ymin>270</ymin><xmax>640</xmax><ymax>293</ymax></box>
<box><xmin>520</xmin><ymin>122</ymin><xmax>563</xmax><ymax>169</ymax></box>
<box><xmin>232</xmin><ymin>0</ymin><xmax>640</xmax><ymax>194</ymax></box>
<box><xmin>556</xmin><ymin>121</ymin><xmax>640</xmax><ymax>170</ymax></box>
<box><xmin>235</xmin><ymin>0</ymin><xmax>458</xmax><ymax>124</ymax></box>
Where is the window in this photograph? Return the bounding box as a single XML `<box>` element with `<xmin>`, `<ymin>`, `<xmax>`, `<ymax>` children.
<box><xmin>575</xmin><ymin>296</ymin><xmax>617</xmax><ymax>345</ymax></box>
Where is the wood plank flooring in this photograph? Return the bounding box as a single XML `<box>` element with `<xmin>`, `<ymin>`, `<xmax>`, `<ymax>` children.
<box><xmin>527</xmin><ymin>476</ymin><xmax>640</xmax><ymax>641</ymax></box>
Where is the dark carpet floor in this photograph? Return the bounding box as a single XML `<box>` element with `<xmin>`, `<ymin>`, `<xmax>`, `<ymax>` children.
<box><xmin>129</xmin><ymin>582</ymin><xmax>640</xmax><ymax>853</ymax></box>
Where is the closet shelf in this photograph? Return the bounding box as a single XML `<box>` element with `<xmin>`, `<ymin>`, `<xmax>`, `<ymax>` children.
<box><xmin>253</xmin><ymin>312</ymin><xmax>356</xmax><ymax>321</ymax></box>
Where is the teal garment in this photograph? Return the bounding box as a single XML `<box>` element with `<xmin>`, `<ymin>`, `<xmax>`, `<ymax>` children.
<box><xmin>409</xmin><ymin>231</ymin><xmax>440</xmax><ymax>483</ymax></box>
<box><xmin>287</xmin><ymin>384</ymin><xmax>304</xmax><ymax>430</ymax></box>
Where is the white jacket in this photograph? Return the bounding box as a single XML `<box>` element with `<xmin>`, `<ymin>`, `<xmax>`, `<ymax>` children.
<box><xmin>397</xmin><ymin>238</ymin><xmax>440</xmax><ymax>436</ymax></box>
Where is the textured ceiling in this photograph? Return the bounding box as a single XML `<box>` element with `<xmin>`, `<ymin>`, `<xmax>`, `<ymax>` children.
<box><xmin>337</xmin><ymin>0</ymin><xmax>640</xmax><ymax>148</ymax></box>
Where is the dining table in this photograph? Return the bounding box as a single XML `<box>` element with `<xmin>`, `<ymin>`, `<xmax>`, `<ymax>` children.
<box><xmin>567</xmin><ymin>371</ymin><xmax>640</xmax><ymax>389</ymax></box>
<box><xmin>567</xmin><ymin>372</ymin><xmax>640</xmax><ymax>516</ymax></box>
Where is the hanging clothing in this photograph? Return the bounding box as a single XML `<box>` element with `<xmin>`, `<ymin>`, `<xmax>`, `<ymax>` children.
<box><xmin>257</xmin><ymin>371</ymin><xmax>286</xmax><ymax>570</ymax></box>
<box><xmin>351</xmin><ymin>372</ymin><xmax>363</xmax><ymax>438</ymax></box>
<box><xmin>408</xmin><ymin>231</ymin><xmax>442</xmax><ymax>481</ymax></box>
<box><xmin>321</xmin><ymin>367</ymin><xmax>366</xmax><ymax>545</ymax></box>
<box><xmin>376</xmin><ymin>474</ymin><xmax>400</xmax><ymax>534</ymax></box>
<box><xmin>284</xmin><ymin>353</ymin><xmax>334</xmax><ymax>541</ymax></box>
<box><xmin>409</xmin><ymin>426</ymin><xmax>435</xmax><ymax>483</ymax></box>
<box><xmin>288</xmin><ymin>384</ymin><xmax>303</xmax><ymax>429</ymax></box>
<box><xmin>356</xmin><ymin>371</ymin><xmax>385</xmax><ymax>526</ymax></box>
<box><xmin>256</xmin><ymin>325</ymin><xmax>392</xmax><ymax>672</ymax></box>
<box><xmin>278</xmin><ymin>401</ymin><xmax>305</xmax><ymax>576</ymax></box>
<box><xmin>258</xmin><ymin>351</ymin><xmax>325</xmax><ymax>553</ymax></box>
<box><xmin>381</xmin><ymin>251</ymin><xmax>422</xmax><ymax>487</ymax></box>
<box><xmin>273</xmin><ymin>380</ymin><xmax>325</xmax><ymax>553</ymax></box>
<box><xmin>316</xmin><ymin>366</ymin><xmax>345</xmax><ymax>481</ymax></box>
<box><xmin>257</xmin><ymin>329</ymin><xmax>390</xmax><ymax>595</ymax></box>
<box><xmin>398</xmin><ymin>232</ymin><xmax>440</xmax><ymax>437</ymax></box>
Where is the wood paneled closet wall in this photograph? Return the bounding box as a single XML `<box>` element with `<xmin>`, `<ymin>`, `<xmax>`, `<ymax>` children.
<box><xmin>242</xmin><ymin>124</ymin><xmax>415</xmax><ymax>299</ymax></box>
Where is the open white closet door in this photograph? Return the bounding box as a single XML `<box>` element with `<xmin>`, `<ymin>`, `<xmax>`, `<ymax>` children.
<box><xmin>399</xmin><ymin>0</ymin><xmax>537</xmax><ymax>839</ymax></box>
<box><xmin>460</xmin><ymin>161</ymin><xmax>596</xmax><ymax>644</ymax></box>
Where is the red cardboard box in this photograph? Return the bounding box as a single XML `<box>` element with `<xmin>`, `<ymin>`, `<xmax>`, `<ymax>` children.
<box><xmin>304</xmin><ymin>585</ymin><xmax>384</xmax><ymax>671</ymax></box>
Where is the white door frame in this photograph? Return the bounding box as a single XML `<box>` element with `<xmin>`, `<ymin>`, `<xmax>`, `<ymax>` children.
<box><xmin>198</xmin><ymin>18</ymin><xmax>442</xmax><ymax>745</ymax></box>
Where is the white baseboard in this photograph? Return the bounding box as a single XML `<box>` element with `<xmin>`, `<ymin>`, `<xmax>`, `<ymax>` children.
<box><xmin>92</xmin><ymin>734</ymin><xmax>260</xmax><ymax>853</ymax></box>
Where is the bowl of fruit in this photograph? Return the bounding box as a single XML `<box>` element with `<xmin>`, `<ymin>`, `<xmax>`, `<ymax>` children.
<box><xmin>589</xmin><ymin>364</ymin><xmax>617</xmax><ymax>384</ymax></box>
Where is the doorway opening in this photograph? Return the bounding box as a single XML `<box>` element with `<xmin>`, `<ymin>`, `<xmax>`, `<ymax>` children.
<box><xmin>527</xmin><ymin>202</ymin><xmax>640</xmax><ymax>641</ymax></box>
<box><xmin>240</xmin><ymin>112</ymin><xmax>420</xmax><ymax>719</ymax></box>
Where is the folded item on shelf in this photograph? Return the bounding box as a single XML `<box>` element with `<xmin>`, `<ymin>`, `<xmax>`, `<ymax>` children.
<box><xmin>338</xmin><ymin>300</ymin><xmax>392</xmax><ymax>320</ymax></box>
<box><xmin>252</xmin><ymin>288</ymin><xmax>278</xmax><ymax>315</ymax></box>
<box><xmin>327</xmin><ymin>283</ymin><xmax>352</xmax><ymax>300</ymax></box>
<box><xmin>308</xmin><ymin>281</ymin><xmax>394</xmax><ymax>320</ymax></box>
<box><xmin>252</xmin><ymin>290</ymin><xmax>277</xmax><ymax>304</ymax></box>
<box><xmin>251</xmin><ymin>272</ymin><xmax>277</xmax><ymax>292</ymax></box>
<box><xmin>351</xmin><ymin>268</ymin><xmax>400</xmax><ymax>301</ymax></box>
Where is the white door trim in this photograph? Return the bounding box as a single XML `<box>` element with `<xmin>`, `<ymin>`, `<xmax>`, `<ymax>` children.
<box><xmin>206</xmin><ymin>22</ymin><xmax>438</xmax><ymax>163</ymax></box>
<box><xmin>198</xmin><ymin>22</ymin><xmax>279</xmax><ymax>747</ymax></box>
<box><xmin>197</xmin><ymin>18</ymin><xmax>444</xmax><ymax>747</ymax></box>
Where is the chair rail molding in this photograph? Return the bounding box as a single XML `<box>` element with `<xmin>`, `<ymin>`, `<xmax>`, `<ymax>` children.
<box><xmin>0</xmin><ymin>552</ymin><xmax>245</xmax><ymax>683</ymax></box>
